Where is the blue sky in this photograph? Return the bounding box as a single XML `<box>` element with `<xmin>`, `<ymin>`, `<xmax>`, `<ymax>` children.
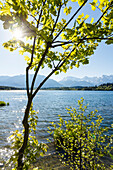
<box><xmin>0</xmin><ymin>1</ymin><xmax>113</xmax><ymax>81</ymax></box>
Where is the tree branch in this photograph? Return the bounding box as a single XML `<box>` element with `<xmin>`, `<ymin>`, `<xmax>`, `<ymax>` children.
<box><xmin>52</xmin><ymin>0</ymin><xmax>88</xmax><ymax>42</ymax></box>
<box><xmin>52</xmin><ymin>61</ymin><xmax>56</xmax><ymax>68</ymax></box>
<box><xmin>51</xmin><ymin>41</ymin><xmax>73</xmax><ymax>48</ymax></box>
<box><xmin>28</xmin><ymin>14</ymin><xmax>38</xmax><ymax>22</ymax></box>
<box><xmin>95</xmin><ymin>1</ymin><xmax>113</xmax><ymax>25</ymax></box>
<box><xmin>32</xmin><ymin>66</ymin><xmax>58</xmax><ymax>98</ymax></box>
<box><xmin>50</xmin><ymin>3</ymin><xmax>62</xmax><ymax>36</ymax></box>
<box><xmin>30</xmin><ymin>42</ymin><xmax>50</xmax><ymax>94</ymax></box>
<box><xmin>83</xmin><ymin>37</ymin><xmax>113</xmax><ymax>41</ymax></box>
<box><xmin>51</xmin><ymin>35</ymin><xmax>113</xmax><ymax>48</ymax></box>
<box><xmin>59</xmin><ymin>47</ymin><xmax>76</xmax><ymax>68</ymax></box>
<box><xmin>26</xmin><ymin>35</ymin><xmax>37</xmax><ymax>97</ymax></box>
<box><xmin>29</xmin><ymin>0</ymin><xmax>47</xmax><ymax>95</ymax></box>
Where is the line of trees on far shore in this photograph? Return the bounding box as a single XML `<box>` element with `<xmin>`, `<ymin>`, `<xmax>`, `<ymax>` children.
<box><xmin>1</xmin><ymin>83</ymin><xmax>113</xmax><ymax>91</ymax></box>
<box><xmin>41</xmin><ymin>83</ymin><xmax>113</xmax><ymax>91</ymax></box>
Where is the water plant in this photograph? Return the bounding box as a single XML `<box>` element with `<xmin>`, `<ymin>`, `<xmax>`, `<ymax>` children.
<box><xmin>50</xmin><ymin>98</ymin><xmax>113</xmax><ymax>169</ymax></box>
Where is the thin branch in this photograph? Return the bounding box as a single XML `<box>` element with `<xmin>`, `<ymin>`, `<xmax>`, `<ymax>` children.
<box><xmin>51</xmin><ymin>60</ymin><xmax>56</xmax><ymax>69</ymax></box>
<box><xmin>50</xmin><ymin>3</ymin><xmax>62</xmax><ymax>36</ymax></box>
<box><xmin>83</xmin><ymin>37</ymin><xmax>113</xmax><ymax>41</ymax></box>
<box><xmin>32</xmin><ymin>66</ymin><xmax>58</xmax><ymax>98</ymax></box>
<box><xmin>26</xmin><ymin>0</ymin><xmax>47</xmax><ymax>96</ymax></box>
<box><xmin>26</xmin><ymin>34</ymin><xmax>37</xmax><ymax>97</ymax></box>
<box><xmin>30</xmin><ymin>0</ymin><xmax>47</xmax><ymax>94</ymax></box>
<box><xmin>52</xmin><ymin>0</ymin><xmax>88</xmax><ymax>42</ymax></box>
<box><xmin>59</xmin><ymin>47</ymin><xmax>76</xmax><ymax>68</ymax></box>
<box><xmin>26</xmin><ymin>69</ymin><xmax>29</xmax><ymax>97</ymax></box>
<box><xmin>24</xmin><ymin>1</ymin><xmax>48</xmax><ymax>42</ymax></box>
<box><xmin>51</xmin><ymin>35</ymin><xmax>113</xmax><ymax>48</ymax></box>
<box><xmin>51</xmin><ymin>41</ymin><xmax>73</xmax><ymax>48</ymax></box>
<box><xmin>28</xmin><ymin>14</ymin><xmax>38</xmax><ymax>22</ymax></box>
<box><xmin>30</xmin><ymin>43</ymin><xmax>51</xmax><ymax>94</ymax></box>
<box><xmin>81</xmin><ymin>2</ymin><xmax>113</xmax><ymax>43</ymax></box>
<box><xmin>95</xmin><ymin>1</ymin><xmax>113</xmax><ymax>25</ymax></box>
<box><xmin>52</xmin><ymin>40</ymin><xmax>71</xmax><ymax>43</ymax></box>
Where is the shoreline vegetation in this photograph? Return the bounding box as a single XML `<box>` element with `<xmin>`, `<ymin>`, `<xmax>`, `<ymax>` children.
<box><xmin>32</xmin><ymin>142</ymin><xmax>113</xmax><ymax>170</ymax></box>
<box><xmin>1</xmin><ymin>142</ymin><xmax>113</xmax><ymax>169</ymax></box>
<box><xmin>0</xmin><ymin>86</ymin><xmax>25</xmax><ymax>90</ymax></box>
<box><xmin>0</xmin><ymin>83</ymin><xmax>113</xmax><ymax>91</ymax></box>
<box><xmin>0</xmin><ymin>101</ymin><xmax>9</xmax><ymax>106</ymax></box>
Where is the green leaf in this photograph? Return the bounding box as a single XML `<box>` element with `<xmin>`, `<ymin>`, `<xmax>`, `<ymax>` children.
<box><xmin>105</xmin><ymin>39</ymin><xmax>113</xmax><ymax>45</ymax></box>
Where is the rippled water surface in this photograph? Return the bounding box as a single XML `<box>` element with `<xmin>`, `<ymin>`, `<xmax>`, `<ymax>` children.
<box><xmin>0</xmin><ymin>90</ymin><xmax>113</xmax><ymax>160</ymax></box>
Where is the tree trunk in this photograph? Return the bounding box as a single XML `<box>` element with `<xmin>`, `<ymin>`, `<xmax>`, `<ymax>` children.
<box><xmin>17</xmin><ymin>98</ymin><xmax>32</xmax><ymax>170</ymax></box>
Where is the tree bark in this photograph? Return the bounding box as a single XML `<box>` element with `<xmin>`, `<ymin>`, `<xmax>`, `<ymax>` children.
<box><xmin>17</xmin><ymin>98</ymin><xmax>32</xmax><ymax>170</ymax></box>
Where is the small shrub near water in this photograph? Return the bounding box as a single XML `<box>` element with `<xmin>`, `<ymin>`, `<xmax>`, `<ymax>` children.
<box><xmin>0</xmin><ymin>101</ymin><xmax>9</xmax><ymax>106</ymax></box>
<box><xmin>0</xmin><ymin>101</ymin><xmax>6</xmax><ymax>106</ymax></box>
<box><xmin>49</xmin><ymin>98</ymin><xmax>113</xmax><ymax>170</ymax></box>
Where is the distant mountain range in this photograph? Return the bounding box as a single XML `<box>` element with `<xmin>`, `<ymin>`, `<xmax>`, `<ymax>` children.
<box><xmin>0</xmin><ymin>74</ymin><xmax>113</xmax><ymax>88</ymax></box>
<box><xmin>59</xmin><ymin>78</ymin><xmax>93</xmax><ymax>87</ymax></box>
<box><xmin>0</xmin><ymin>75</ymin><xmax>61</xmax><ymax>88</ymax></box>
<box><xmin>59</xmin><ymin>75</ymin><xmax>113</xmax><ymax>87</ymax></box>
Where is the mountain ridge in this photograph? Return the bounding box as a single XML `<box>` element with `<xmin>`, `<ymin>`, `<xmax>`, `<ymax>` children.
<box><xmin>59</xmin><ymin>75</ymin><xmax>113</xmax><ymax>87</ymax></box>
<box><xmin>0</xmin><ymin>74</ymin><xmax>113</xmax><ymax>88</ymax></box>
<box><xmin>0</xmin><ymin>75</ymin><xmax>62</xmax><ymax>88</ymax></box>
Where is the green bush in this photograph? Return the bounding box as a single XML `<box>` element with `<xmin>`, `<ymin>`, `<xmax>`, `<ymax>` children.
<box><xmin>0</xmin><ymin>101</ymin><xmax>6</xmax><ymax>106</ymax></box>
<box><xmin>7</xmin><ymin>102</ymin><xmax>9</xmax><ymax>106</ymax></box>
<box><xmin>50</xmin><ymin>98</ymin><xmax>113</xmax><ymax>170</ymax></box>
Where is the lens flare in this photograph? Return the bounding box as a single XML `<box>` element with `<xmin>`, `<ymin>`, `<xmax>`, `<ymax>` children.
<box><xmin>13</xmin><ymin>28</ymin><xmax>23</xmax><ymax>39</ymax></box>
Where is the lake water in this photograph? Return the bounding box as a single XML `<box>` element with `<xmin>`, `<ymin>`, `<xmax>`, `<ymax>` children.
<box><xmin>0</xmin><ymin>90</ymin><xmax>113</xmax><ymax>161</ymax></box>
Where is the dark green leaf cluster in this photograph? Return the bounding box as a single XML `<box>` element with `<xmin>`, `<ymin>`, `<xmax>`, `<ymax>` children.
<box><xmin>0</xmin><ymin>101</ymin><xmax>6</xmax><ymax>106</ymax></box>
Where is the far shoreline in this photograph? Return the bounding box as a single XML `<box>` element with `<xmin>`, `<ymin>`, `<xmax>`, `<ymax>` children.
<box><xmin>0</xmin><ymin>83</ymin><xmax>113</xmax><ymax>91</ymax></box>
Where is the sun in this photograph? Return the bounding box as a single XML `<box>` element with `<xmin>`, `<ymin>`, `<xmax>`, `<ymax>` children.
<box><xmin>13</xmin><ymin>28</ymin><xmax>23</xmax><ymax>39</ymax></box>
